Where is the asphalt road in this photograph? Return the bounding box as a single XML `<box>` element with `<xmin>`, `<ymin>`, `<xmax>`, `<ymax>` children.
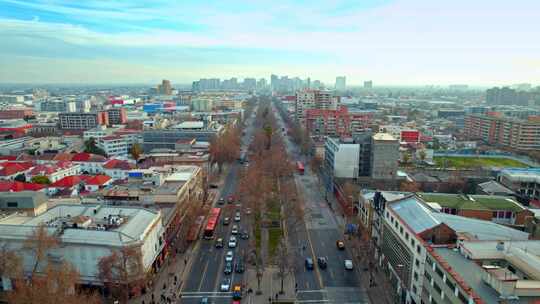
<box><xmin>272</xmin><ymin>102</ymin><xmax>369</xmax><ymax>304</ymax></box>
<box><xmin>180</xmin><ymin>108</ymin><xmax>258</xmax><ymax>304</ymax></box>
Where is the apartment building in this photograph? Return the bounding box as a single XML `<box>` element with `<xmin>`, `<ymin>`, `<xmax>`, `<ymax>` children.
<box><xmin>98</xmin><ymin>135</ymin><xmax>128</xmax><ymax>157</ymax></box>
<box><xmin>38</xmin><ymin>99</ymin><xmax>76</xmax><ymax>112</ymax></box>
<box><xmin>58</xmin><ymin>112</ymin><xmax>108</xmax><ymax>130</ymax></box>
<box><xmin>106</xmin><ymin>108</ymin><xmax>127</xmax><ymax>125</ymax></box>
<box><xmin>305</xmin><ymin>105</ymin><xmax>373</xmax><ymax>137</ymax></box>
<box><xmin>499</xmin><ymin>168</ymin><xmax>540</xmax><ymax>201</ymax></box>
<box><xmin>324</xmin><ymin>131</ymin><xmax>373</xmax><ymax>179</ymax></box>
<box><xmin>295</xmin><ymin>89</ymin><xmax>339</xmax><ymax>123</ymax></box>
<box><xmin>465</xmin><ymin>113</ymin><xmax>540</xmax><ymax>150</ymax></box>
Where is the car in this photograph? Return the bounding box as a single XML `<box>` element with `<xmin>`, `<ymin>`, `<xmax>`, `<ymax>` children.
<box><xmin>215</xmin><ymin>238</ymin><xmax>223</xmax><ymax>248</ymax></box>
<box><xmin>220</xmin><ymin>278</ymin><xmax>231</xmax><ymax>291</ymax></box>
<box><xmin>200</xmin><ymin>297</ymin><xmax>209</xmax><ymax>304</ymax></box>
<box><xmin>231</xmin><ymin>225</ymin><xmax>239</xmax><ymax>235</ymax></box>
<box><xmin>336</xmin><ymin>240</ymin><xmax>345</xmax><ymax>250</ymax></box>
<box><xmin>225</xmin><ymin>251</ymin><xmax>234</xmax><ymax>262</ymax></box>
<box><xmin>240</xmin><ymin>230</ymin><xmax>249</xmax><ymax>240</ymax></box>
<box><xmin>223</xmin><ymin>217</ymin><xmax>230</xmax><ymax>225</ymax></box>
<box><xmin>228</xmin><ymin>236</ymin><xmax>237</xmax><ymax>248</ymax></box>
<box><xmin>235</xmin><ymin>258</ymin><xmax>245</xmax><ymax>273</ymax></box>
<box><xmin>228</xmin><ymin>196</ymin><xmax>235</xmax><ymax>204</ymax></box>
<box><xmin>245</xmin><ymin>208</ymin><xmax>252</xmax><ymax>215</ymax></box>
<box><xmin>232</xmin><ymin>284</ymin><xmax>242</xmax><ymax>300</ymax></box>
<box><xmin>305</xmin><ymin>257</ymin><xmax>314</xmax><ymax>270</ymax></box>
<box><xmin>210</xmin><ymin>184</ymin><xmax>219</xmax><ymax>189</ymax></box>
<box><xmin>224</xmin><ymin>261</ymin><xmax>233</xmax><ymax>274</ymax></box>
<box><xmin>317</xmin><ymin>257</ymin><xmax>327</xmax><ymax>269</ymax></box>
<box><xmin>234</xmin><ymin>213</ymin><xmax>241</xmax><ymax>222</ymax></box>
<box><xmin>345</xmin><ymin>259</ymin><xmax>354</xmax><ymax>270</ymax></box>
<box><xmin>218</xmin><ymin>197</ymin><xmax>225</xmax><ymax>205</ymax></box>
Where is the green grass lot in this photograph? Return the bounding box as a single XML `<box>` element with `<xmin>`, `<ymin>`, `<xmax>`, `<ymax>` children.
<box><xmin>268</xmin><ymin>228</ymin><xmax>283</xmax><ymax>258</ymax></box>
<box><xmin>434</xmin><ymin>156</ymin><xmax>528</xmax><ymax>169</ymax></box>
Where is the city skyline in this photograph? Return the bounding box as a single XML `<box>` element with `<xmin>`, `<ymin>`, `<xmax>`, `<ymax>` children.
<box><xmin>1</xmin><ymin>0</ymin><xmax>540</xmax><ymax>85</ymax></box>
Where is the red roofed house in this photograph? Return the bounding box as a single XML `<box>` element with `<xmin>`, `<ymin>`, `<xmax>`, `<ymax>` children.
<box><xmin>0</xmin><ymin>162</ymin><xmax>34</xmax><ymax>180</ymax></box>
<box><xmin>103</xmin><ymin>159</ymin><xmax>136</xmax><ymax>180</ymax></box>
<box><xmin>71</xmin><ymin>152</ymin><xmax>107</xmax><ymax>174</ymax></box>
<box><xmin>26</xmin><ymin>161</ymin><xmax>80</xmax><ymax>183</ymax></box>
<box><xmin>48</xmin><ymin>175</ymin><xmax>91</xmax><ymax>196</ymax></box>
<box><xmin>84</xmin><ymin>175</ymin><xmax>112</xmax><ymax>192</ymax></box>
<box><xmin>0</xmin><ymin>180</ymin><xmax>45</xmax><ymax>192</ymax></box>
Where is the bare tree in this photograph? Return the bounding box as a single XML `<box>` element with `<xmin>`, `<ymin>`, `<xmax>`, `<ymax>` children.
<box><xmin>275</xmin><ymin>238</ymin><xmax>293</xmax><ymax>294</ymax></box>
<box><xmin>98</xmin><ymin>246</ymin><xmax>144</xmax><ymax>303</ymax></box>
<box><xmin>0</xmin><ymin>244</ymin><xmax>22</xmax><ymax>285</ymax></box>
<box><xmin>23</xmin><ymin>224</ymin><xmax>59</xmax><ymax>278</ymax></box>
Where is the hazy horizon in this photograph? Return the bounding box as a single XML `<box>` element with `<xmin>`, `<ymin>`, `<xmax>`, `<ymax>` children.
<box><xmin>1</xmin><ymin>0</ymin><xmax>539</xmax><ymax>86</ymax></box>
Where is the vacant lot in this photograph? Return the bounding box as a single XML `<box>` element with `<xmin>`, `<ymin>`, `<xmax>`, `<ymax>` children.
<box><xmin>434</xmin><ymin>156</ymin><xmax>528</xmax><ymax>169</ymax></box>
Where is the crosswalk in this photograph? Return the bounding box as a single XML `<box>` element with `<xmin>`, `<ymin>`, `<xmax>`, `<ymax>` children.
<box><xmin>180</xmin><ymin>291</ymin><xmax>232</xmax><ymax>298</ymax></box>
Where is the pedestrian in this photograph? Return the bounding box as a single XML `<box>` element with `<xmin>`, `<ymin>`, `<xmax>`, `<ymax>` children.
<box><xmin>184</xmin><ymin>258</ymin><xmax>187</xmax><ymax>265</ymax></box>
<box><xmin>163</xmin><ymin>283</ymin><xmax>166</xmax><ymax>290</ymax></box>
<box><xmin>142</xmin><ymin>301</ymin><xmax>145</xmax><ymax>304</ymax></box>
<box><xmin>268</xmin><ymin>297</ymin><xmax>272</xmax><ymax>302</ymax></box>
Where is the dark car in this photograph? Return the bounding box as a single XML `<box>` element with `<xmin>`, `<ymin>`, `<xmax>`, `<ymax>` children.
<box><xmin>215</xmin><ymin>238</ymin><xmax>223</xmax><ymax>248</ymax></box>
<box><xmin>224</xmin><ymin>261</ymin><xmax>233</xmax><ymax>275</ymax></box>
<box><xmin>218</xmin><ymin>197</ymin><xmax>225</xmax><ymax>205</ymax></box>
<box><xmin>235</xmin><ymin>258</ymin><xmax>245</xmax><ymax>273</ymax></box>
<box><xmin>240</xmin><ymin>230</ymin><xmax>249</xmax><ymax>240</ymax></box>
<box><xmin>317</xmin><ymin>257</ymin><xmax>327</xmax><ymax>269</ymax></box>
<box><xmin>227</xmin><ymin>196</ymin><xmax>235</xmax><ymax>204</ymax></box>
<box><xmin>223</xmin><ymin>217</ymin><xmax>230</xmax><ymax>225</ymax></box>
<box><xmin>305</xmin><ymin>257</ymin><xmax>314</xmax><ymax>270</ymax></box>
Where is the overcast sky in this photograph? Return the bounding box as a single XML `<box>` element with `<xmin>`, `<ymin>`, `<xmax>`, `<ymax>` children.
<box><xmin>0</xmin><ymin>0</ymin><xmax>539</xmax><ymax>86</ymax></box>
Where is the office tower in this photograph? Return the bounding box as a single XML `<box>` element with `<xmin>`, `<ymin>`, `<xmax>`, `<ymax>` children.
<box><xmin>364</xmin><ymin>80</ymin><xmax>373</xmax><ymax>89</ymax></box>
<box><xmin>270</xmin><ymin>74</ymin><xmax>278</xmax><ymax>91</ymax></box>
<box><xmin>486</xmin><ymin>87</ymin><xmax>530</xmax><ymax>106</ymax></box>
<box><xmin>157</xmin><ymin>79</ymin><xmax>172</xmax><ymax>95</ymax></box>
<box><xmin>335</xmin><ymin>76</ymin><xmax>346</xmax><ymax>91</ymax></box>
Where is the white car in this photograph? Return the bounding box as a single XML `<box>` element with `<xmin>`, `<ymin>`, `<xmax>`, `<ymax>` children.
<box><xmin>220</xmin><ymin>278</ymin><xmax>231</xmax><ymax>292</ymax></box>
<box><xmin>228</xmin><ymin>236</ymin><xmax>237</xmax><ymax>248</ymax></box>
<box><xmin>344</xmin><ymin>259</ymin><xmax>354</xmax><ymax>270</ymax></box>
<box><xmin>234</xmin><ymin>212</ymin><xmax>241</xmax><ymax>222</ymax></box>
<box><xmin>231</xmin><ymin>225</ymin><xmax>239</xmax><ymax>235</ymax></box>
<box><xmin>225</xmin><ymin>250</ymin><xmax>234</xmax><ymax>262</ymax></box>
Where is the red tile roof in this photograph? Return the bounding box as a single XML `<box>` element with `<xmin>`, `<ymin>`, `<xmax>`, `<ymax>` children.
<box><xmin>49</xmin><ymin>175</ymin><xmax>91</xmax><ymax>188</ymax></box>
<box><xmin>85</xmin><ymin>174</ymin><xmax>112</xmax><ymax>186</ymax></box>
<box><xmin>71</xmin><ymin>152</ymin><xmax>107</xmax><ymax>162</ymax></box>
<box><xmin>103</xmin><ymin>159</ymin><xmax>135</xmax><ymax>170</ymax></box>
<box><xmin>0</xmin><ymin>162</ymin><xmax>34</xmax><ymax>177</ymax></box>
<box><xmin>28</xmin><ymin>164</ymin><xmax>56</xmax><ymax>176</ymax></box>
<box><xmin>0</xmin><ymin>156</ymin><xmax>17</xmax><ymax>161</ymax></box>
<box><xmin>53</xmin><ymin>153</ymin><xmax>73</xmax><ymax>161</ymax></box>
<box><xmin>0</xmin><ymin>181</ymin><xmax>45</xmax><ymax>192</ymax></box>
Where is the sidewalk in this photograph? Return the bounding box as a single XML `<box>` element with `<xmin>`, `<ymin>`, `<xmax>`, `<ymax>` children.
<box><xmin>245</xmin><ymin>266</ymin><xmax>296</xmax><ymax>304</ymax></box>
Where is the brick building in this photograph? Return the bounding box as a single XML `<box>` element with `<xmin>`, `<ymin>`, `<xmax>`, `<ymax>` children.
<box><xmin>305</xmin><ymin>105</ymin><xmax>373</xmax><ymax>137</ymax></box>
<box><xmin>0</xmin><ymin>109</ymin><xmax>33</xmax><ymax>120</ymax></box>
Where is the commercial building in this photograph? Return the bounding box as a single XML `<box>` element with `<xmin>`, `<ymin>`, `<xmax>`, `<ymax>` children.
<box><xmin>371</xmin><ymin>133</ymin><xmax>399</xmax><ymax>180</ymax></box>
<box><xmin>98</xmin><ymin>135</ymin><xmax>128</xmax><ymax>157</ymax></box>
<box><xmin>486</xmin><ymin>87</ymin><xmax>531</xmax><ymax>106</ymax></box>
<box><xmin>295</xmin><ymin>89</ymin><xmax>340</xmax><ymax>123</ymax></box>
<box><xmin>0</xmin><ymin>204</ymin><xmax>165</xmax><ymax>286</ymax></box>
<box><xmin>498</xmin><ymin>168</ymin><xmax>540</xmax><ymax>201</ymax></box>
<box><xmin>157</xmin><ymin>79</ymin><xmax>172</xmax><ymax>95</ymax></box>
<box><xmin>335</xmin><ymin>76</ymin><xmax>346</xmax><ymax>91</ymax></box>
<box><xmin>191</xmin><ymin>98</ymin><xmax>214</xmax><ymax>111</ymax></box>
<box><xmin>38</xmin><ymin>99</ymin><xmax>76</xmax><ymax>112</ymax></box>
<box><xmin>0</xmin><ymin>191</ymin><xmax>47</xmax><ymax>216</ymax></box>
<box><xmin>59</xmin><ymin>112</ymin><xmax>108</xmax><ymax>130</ymax></box>
<box><xmin>0</xmin><ymin>109</ymin><xmax>34</xmax><ymax>120</ymax></box>
<box><xmin>364</xmin><ymin>81</ymin><xmax>373</xmax><ymax>89</ymax></box>
<box><xmin>142</xmin><ymin>123</ymin><xmax>223</xmax><ymax>152</ymax></box>
<box><xmin>305</xmin><ymin>105</ymin><xmax>373</xmax><ymax>138</ymax></box>
<box><xmin>465</xmin><ymin>113</ymin><xmax>540</xmax><ymax>150</ymax></box>
<box><xmin>106</xmin><ymin>108</ymin><xmax>127</xmax><ymax>125</ymax></box>
<box><xmin>324</xmin><ymin>131</ymin><xmax>373</xmax><ymax>179</ymax></box>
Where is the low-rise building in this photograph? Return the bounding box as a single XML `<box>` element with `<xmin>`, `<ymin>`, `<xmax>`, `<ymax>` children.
<box><xmin>0</xmin><ymin>191</ymin><xmax>48</xmax><ymax>216</ymax></box>
<box><xmin>0</xmin><ymin>204</ymin><xmax>165</xmax><ymax>286</ymax></box>
<box><xmin>26</xmin><ymin>161</ymin><xmax>80</xmax><ymax>183</ymax></box>
<box><xmin>103</xmin><ymin>159</ymin><xmax>136</xmax><ymax>180</ymax></box>
<box><xmin>98</xmin><ymin>135</ymin><xmax>128</xmax><ymax>157</ymax></box>
<box><xmin>499</xmin><ymin>168</ymin><xmax>540</xmax><ymax>202</ymax></box>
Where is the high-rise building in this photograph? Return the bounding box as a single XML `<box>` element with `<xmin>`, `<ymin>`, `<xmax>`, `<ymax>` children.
<box><xmin>270</xmin><ymin>74</ymin><xmax>279</xmax><ymax>91</ymax></box>
<box><xmin>157</xmin><ymin>79</ymin><xmax>172</xmax><ymax>95</ymax></box>
<box><xmin>106</xmin><ymin>108</ymin><xmax>127</xmax><ymax>125</ymax></box>
<box><xmin>256</xmin><ymin>78</ymin><xmax>267</xmax><ymax>90</ymax></box>
<box><xmin>364</xmin><ymin>80</ymin><xmax>373</xmax><ymax>89</ymax></box>
<box><xmin>371</xmin><ymin>133</ymin><xmax>399</xmax><ymax>179</ymax></box>
<box><xmin>243</xmin><ymin>78</ymin><xmax>257</xmax><ymax>91</ymax></box>
<box><xmin>59</xmin><ymin>112</ymin><xmax>108</xmax><ymax>130</ymax></box>
<box><xmin>305</xmin><ymin>105</ymin><xmax>373</xmax><ymax>137</ymax></box>
<box><xmin>486</xmin><ymin>87</ymin><xmax>530</xmax><ymax>105</ymax></box>
<box><xmin>38</xmin><ymin>99</ymin><xmax>76</xmax><ymax>112</ymax></box>
<box><xmin>335</xmin><ymin>76</ymin><xmax>346</xmax><ymax>91</ymax></box>
<box><xmin>295</xmin><ymin>89</ymin><xmax>339</xmax><ymax>123</ymax></box>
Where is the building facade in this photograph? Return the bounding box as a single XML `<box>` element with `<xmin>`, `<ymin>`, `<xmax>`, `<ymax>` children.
<box><xmin>305</xmin><ymin>105</ymin><xmax>373</xmax><ymax>138</ymax></box>
<box><xmin>106</xmin><ymin>108</ymin><xmax>127</xmax><ymax>125</ymax></box>
<box><xmin>295</xmin><ymin>89</ymin><xmax>339</xmax><ymax>123</ymax></box>
<box><xmin>371</xmin><ymin>133</ymin><xmax>399</xmax><ymax>180</ymax></box>
<box><xmin>59</xmin><ymin>112</ymin><xmax>108</xmax><ymax>130</ymax></box>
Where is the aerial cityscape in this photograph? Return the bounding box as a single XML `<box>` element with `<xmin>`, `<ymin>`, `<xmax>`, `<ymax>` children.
<box><xmin>1</xmin><ymin>1</ymin><xmax>540</xmax><ymax>304</ymax></box>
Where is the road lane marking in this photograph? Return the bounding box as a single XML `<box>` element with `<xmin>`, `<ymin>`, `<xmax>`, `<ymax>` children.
<box><xmin>197</xmin><ymin>260</ymin><xmax>209</xmax><ymax>292</ymax></box>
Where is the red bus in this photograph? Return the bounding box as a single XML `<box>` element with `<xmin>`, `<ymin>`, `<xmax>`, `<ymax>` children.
<box><xmin>296</xmin><ymin>161</ymin><xmax>304</xmax><ymax>175</ymax></box>
<box><xmin>203</xmin><ymin>208</ymin><xmax>221</xmax><ymax>239</ymax></box>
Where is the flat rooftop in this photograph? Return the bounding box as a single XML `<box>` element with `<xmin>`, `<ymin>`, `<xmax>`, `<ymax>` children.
<box><xmin>418</xmin><ymin>193</ymin><xmax>524</xmax><ymax>212</ymax></box>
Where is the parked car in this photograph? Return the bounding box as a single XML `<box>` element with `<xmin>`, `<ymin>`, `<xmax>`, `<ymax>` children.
<box><xmin>245</xmin><ymin>208</ymin><xmax>252</xmax><ymax>215</ymax></box>
<box><xmin>231</xmin><ymin>225</ymin><xmax>238</xmax><ymax>235</ymax></box>
<box><xmin>225</xmin><ymin>251</ymin><xmax>234</xmax><ymax>262</ymax></box>
<box><xmin>228</xmin><ymin>196</ymin><xmax>235</xmax><ymax>204</ymax></box>
<box><xmin>228</xmin><ymin>236</ymin><xmax>237</xmax><ymax>248</ymax></box>
<box><xmin>200</xmin><ymin>297</ymin><xmax>209</xmax><ymax>304</ymax></box>
<box><xmin>215</xmin><ymin>238</ymin><xmax>223</xmax><ymax>248</ymax></box>
<box><xmin>218</xmin><ymin>197</ymin><xmax>225</xmax><ymax>205</ymax></box>
<box><xmin>336</xmin><ymin>240</ymin><xmax>345</xmax><ymax>250</ymax></box>
<box><xmin>220</xmin><ymin>278</ymin><xmax>231</xmax><ymax>291</ymax></box>
<box><xmin>234</xmin><ymin>212</ymin><xmax>241</xmax><ymax>222</ymax></box>
<box><xmin>223</xmin><ymin>217</ymin><xmax>230</xmax><ymax>225</ymax></box>
<box><xmin>317</xmin><ymin>257</ymin><xmax>327</xmax><ymax>269</ymax></box>
<box><xmin>344</xmin><ymin>259</ymin><xmax>354</xmax><ymax>270</ymax></box>
<box><xmin>224</xmin><ymin>261</ymin><xmax>233</xmax><ymax>274</ymax></box>
<box><xmin>305</xmin><ymin>257</ymin><xmax>314</xmax><ymax>270</ymax></box>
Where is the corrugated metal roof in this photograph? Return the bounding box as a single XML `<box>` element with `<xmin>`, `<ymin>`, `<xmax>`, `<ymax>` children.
<box><xmin>390</xmin><ymin>196</ymin><xmax>441</xmax><ymax>233</ymax></box>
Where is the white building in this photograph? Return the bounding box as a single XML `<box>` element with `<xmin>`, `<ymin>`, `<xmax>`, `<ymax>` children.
<box><xmin>371</xmin><ymin>133</ymin><xmax>399</xmax><ymax>180</ymax></box>
<box><xmin>0</xmin><ymin>204</ymin><xmax>165</xmax><ymax>286</ymax></box>
<box><xmin>98</xmin><ymin>135</ymin><xmax>128</xmax><ymax>157</ymax></box>
<box><xmin>324</xmin><ymin>137</ymin><xmax>359</xmax><ymax>179</ymax></box>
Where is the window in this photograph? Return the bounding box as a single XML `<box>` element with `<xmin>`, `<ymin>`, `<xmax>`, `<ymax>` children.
<box><xmin>414</xmin><ymin>272</ymin><xmax>419</xmax><ymax>281</ymax></box>
<box><xmin>412</xmin><ymin>285</ymin><xmax>417</xmax><ymax>294</ymax></box>
<box><xmin>445</xmin><ymin>278</ymin><xmax>455</xmax><ymax>292</ymax></box>
<box><xmin>425</xmin><ymin>271</ymin><xmax>432</xmax><ymax>283</ymax></box>
<box><xmin>415</xmin><ymin>259</ymin><xmax>420</xmax><ymax>267</ymax></box>
<box><xmin>458</xmin><ymin>292</ymin><xmax>468</xmax><ymax>304</ymax></box>
<box><xmin>435</xmin><ymin>266</ymin><xmax>444</xmax><ymax>278</ymax></box>
<box><xmin>400</xmin><ymin>226</ymin><xmax>404</xmax><ymax>234</ymax></box>
<box><xmin>411</xmin><ymin>239</ymin><xmax>415</xmax><ymax>247</ymax></box>
<box><xmin>433</xmin><ymin>282</ymin><xmax>442</xmax><ymax>295</ymax></box>
<box><xmin>6</xmin><ymin>202</ymin><xmax>18</xmax><ymax>208</ymax></box>
<box><xmin>426</xmin><ymin>256</ymin><xmax>433</xmax><ymax>267</ymax></box>
<box><xmin>417</xmin><ymin>245</ymin><xmax>421</xmax><ymax>254</ymax></box>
